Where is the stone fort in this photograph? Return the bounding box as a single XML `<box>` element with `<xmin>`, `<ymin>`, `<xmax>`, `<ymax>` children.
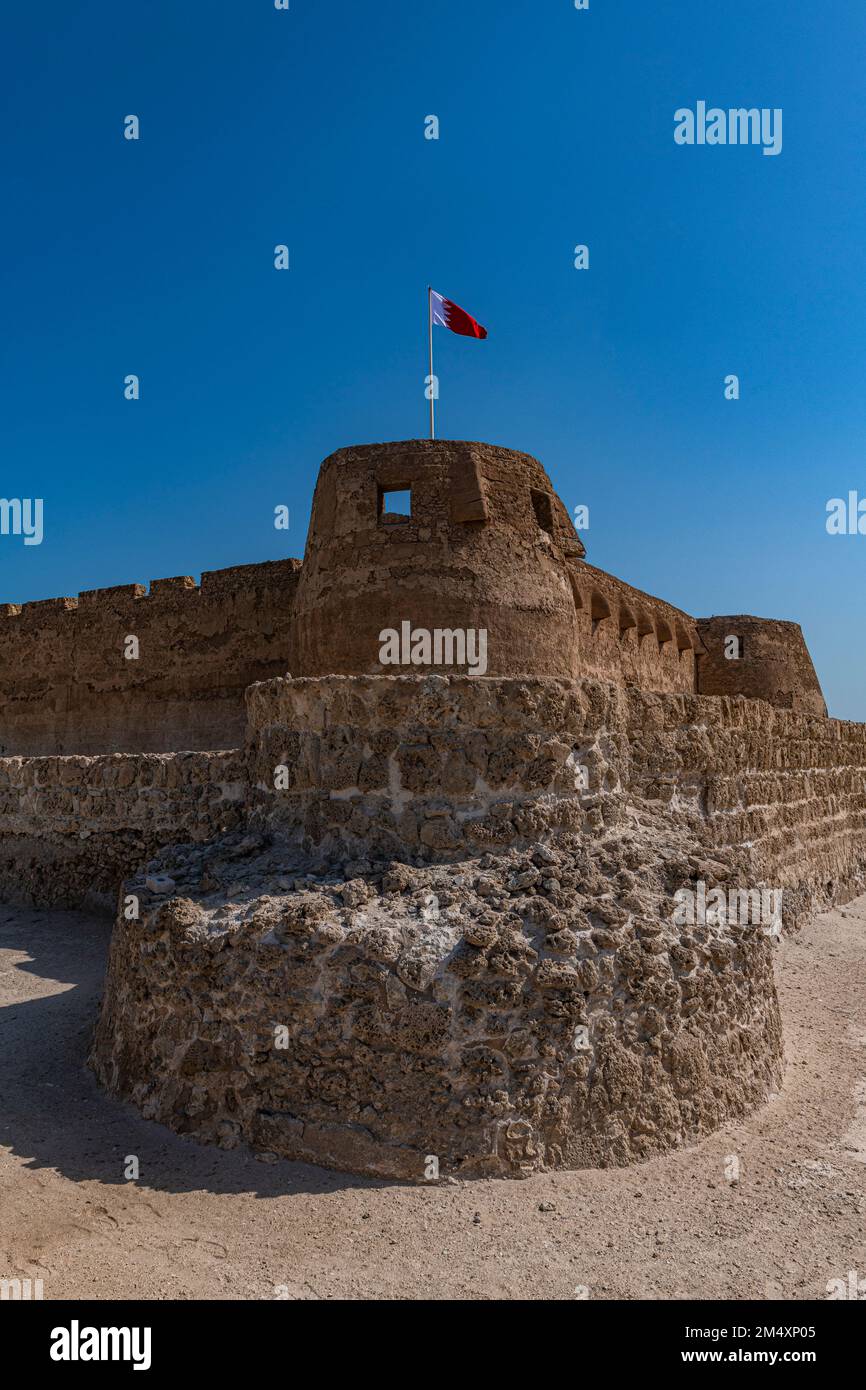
<box><xmin>3</xmin><ymin>441</ymin><xmax>864</xmax><ymax>1179</ymax></box>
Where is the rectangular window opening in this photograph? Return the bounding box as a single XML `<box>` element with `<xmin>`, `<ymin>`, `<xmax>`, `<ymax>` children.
<box><xmin>379</xmin><ymin>486</ymin><xmax>412</xmax><ymax>524</ymax></box>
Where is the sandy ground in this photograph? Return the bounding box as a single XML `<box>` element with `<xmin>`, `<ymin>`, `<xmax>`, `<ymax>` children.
<box><xmin>0</xmin><ymin>896</ymin><xmax>864</xmax><ymax>1302</ymax></box>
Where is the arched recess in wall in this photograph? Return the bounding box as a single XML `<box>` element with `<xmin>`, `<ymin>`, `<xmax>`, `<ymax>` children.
<box><xmin>656</xmin><ymin>619</ymin><xmax>676</xmax><ymax>657</ymax></box>
<box><xmin>675</xmin><ymin>624</ymin><xmax>696</xmax><ymax>673</ymax></box>
<box><xmin>590</xmin><ymin>591</ymin><xmax>612</xmax><ymax>636</ymax></box>
<box><xmin>636</xmin><ymin>610</ymin><xmax>656</xmax><ymax>651</ymax></box>
<box><xmin>618</xmin><ymin>605</ymin><xmax>638</xmax><ymax>642</ymax></box>
<box><xmin>566</xmin><ymin>572</ymin><xmax>589</xmax><ymax>645</ymax></box>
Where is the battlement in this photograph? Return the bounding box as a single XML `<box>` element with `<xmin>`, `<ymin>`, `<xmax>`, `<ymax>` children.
<box><xmin>0</xmin><ymin>559</ymin><xmax>301</xmax><ymax>624</ymax></box>
<box><xmin>0</xmin><ymin>559</ymin><xmax>302</xmax><ymax>757</ymax></box>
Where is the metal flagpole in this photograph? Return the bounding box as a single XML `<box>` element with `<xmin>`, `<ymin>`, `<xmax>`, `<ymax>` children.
<box><xmin>428</xmin><ymin>285</ymin><xmax>435</xmax><ymax>439</ymax></box>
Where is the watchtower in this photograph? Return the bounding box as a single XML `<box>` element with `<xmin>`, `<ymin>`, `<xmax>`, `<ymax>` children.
<box><xmin>291</xmin><ymin>439</ymin><xmax>585</xmax><ymax>679</ymax></box>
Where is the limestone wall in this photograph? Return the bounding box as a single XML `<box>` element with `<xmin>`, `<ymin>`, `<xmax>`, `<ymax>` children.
<box><xmin>91</xmin><ymin>821</ymin><xmax>783</xmax><ymax>1178</ymax></box>
<box><xmin>623</xmin><ymin>689</ymin><xmax>866</xmax><ymax>914</ymax></box>
<box><xmin>4</xmin><ymin>672</ymin><xmax>862</xmax><ymax>916</ymax></box>
<box><xmin>35</xmin><ymin>670</ymin><xmax>866</xmax><ymax>1178</ymax></box>
<box><xmin>0</xmin><ymin>750</ymin><xmax>246</xmax><ymax>908</ymax></box>
<box><xmin>0</xmin><ymin>560</ymin><xmax>300</xmax><ymax>757</ymax></box>
<box><xmin>245</xmin><ymin>674</ymin><xmax>597</xmax><ymax>863</ymax></box>
<box><xmin>246</xmin><ymin>675</ymin><xmax>866</xmax><ymax>910</ymax></box>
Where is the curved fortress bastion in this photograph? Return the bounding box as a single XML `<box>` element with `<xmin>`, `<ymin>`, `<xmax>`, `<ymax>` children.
<box><xmin>2</xmin><ymin>441</ymin><xmax>863</xmax><ymax>1180</ymax></box>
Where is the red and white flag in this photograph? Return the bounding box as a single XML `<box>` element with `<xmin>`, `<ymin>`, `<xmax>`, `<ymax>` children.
<box><xmin>430</xmin><ymin>289</ymin><xmax>487</xmax><ymax>339</ymax></box>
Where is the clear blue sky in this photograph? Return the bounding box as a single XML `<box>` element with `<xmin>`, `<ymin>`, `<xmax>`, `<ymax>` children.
<box><xmin>2</xmin><ymin>1</ymin><xmax>864</xmax><ymax>717</ymax></box>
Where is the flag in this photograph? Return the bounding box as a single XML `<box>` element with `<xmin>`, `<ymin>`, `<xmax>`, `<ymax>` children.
<box><xmin>430</xmin><ymin>289</ymin><xmax>487</xmax><ymax>339</ymax></box>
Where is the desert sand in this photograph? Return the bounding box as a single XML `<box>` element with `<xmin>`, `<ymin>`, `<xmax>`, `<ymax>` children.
<box><xmin>1</xmin><ymin>897</ymin><xmax>863</xmax><ymax>1301</ymax></box>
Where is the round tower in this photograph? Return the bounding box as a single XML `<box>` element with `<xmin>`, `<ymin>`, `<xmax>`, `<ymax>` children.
<box><xmin>291</xmin><ymin>440</ymin><xmax>585</xmax><ymax>679</ymax></box>
<box><xmin>695</xmin><ymin>615</ymin><xmax>827</xmax><ymax>716</ymax></box>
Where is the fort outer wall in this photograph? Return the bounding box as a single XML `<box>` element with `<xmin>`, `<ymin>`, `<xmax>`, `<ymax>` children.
<box><xmin>88</xmin><ymin>672</ymin><xmax>866</xmax><ymax>1179</ymax></box>
<box><xmin>2</xmin><ymin>673</ymin><xmax>863</xmax><ymax>915</ymax></box>
<box><xmin>570</xmin><ymin>561</ymin><xmax>699</xmax><ymax>695</ymax></box>
<box><xmin>0</xmin><ymin>751</ymin><xmax>247</xmax><ymax>909</ymax></box>
<box><xmin>0</xmin><ymin>559</ymin><xmax>300</xmax><ymax>757</ymax></box>
<box><xmin>246</xmin><ymin>674</ymin><xmax>866</xmax><ymax>910</ymax></box>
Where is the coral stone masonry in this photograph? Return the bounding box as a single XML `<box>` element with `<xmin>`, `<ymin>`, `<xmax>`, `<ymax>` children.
<box><xmin>2</xmin><ymin>440</ymin><xmax>862</xmax><ymax>1179</ymax></box>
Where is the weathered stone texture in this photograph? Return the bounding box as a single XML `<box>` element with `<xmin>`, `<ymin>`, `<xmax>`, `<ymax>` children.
<box><xmin>244</xmin><ymin>675</ymin><xmax>866</xmax><ymax>905</ymax></box>
<box><xmin>90</xmin><ymin>826</ymin><xmax>782</xmax><ymax>1179</ymax></box>
<box><xmin>245</xmin><ymin>673</ymin><xmax>601</xmax><ymax>862</ymax></box>
<box><xmin>89</xmin><ymin>673</ymin><xmax>866</xmax><ymax>1179</ymax></box>
<box><xmin>620</xmin><ymin>688</ymin><xmax>866</xmax><ymax>913</ymax></box>
<box><xmin>0</xmin><ymin>560</ymin><xmax>300</xmax><ymax>756</ymax></box>
<box><xmin>0</xmin><ymin>751</ymin><xmax>246</xmax><ymax>908</ymax></box>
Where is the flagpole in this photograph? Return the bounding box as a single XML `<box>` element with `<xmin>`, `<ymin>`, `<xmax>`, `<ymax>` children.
<box><xmin>427</xmin><ymin>285</ymin><xmax>435</xmax><ymax>439</ymax></box>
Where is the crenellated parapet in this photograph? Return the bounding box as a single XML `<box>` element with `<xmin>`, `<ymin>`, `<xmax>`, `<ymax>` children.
<box><xmin>0</xmin><ymin>560</ymin><xmax>301</xmax><ymax>756</ymax></box>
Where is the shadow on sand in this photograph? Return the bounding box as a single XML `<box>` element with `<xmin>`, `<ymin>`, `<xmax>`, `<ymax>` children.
<box><xmin>0</xmin><ymin>905</ymin><xmax>387</xmax><ymax>1200</ymax></box>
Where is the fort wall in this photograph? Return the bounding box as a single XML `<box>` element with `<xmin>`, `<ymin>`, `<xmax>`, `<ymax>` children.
<box><xmin>621</xmin><ymin>688</ymin><xmax>866</xmax><ymax>915</ymax></box>
<box><xmin>569</xmin><ymin>561</ymin><xmax>699</xmax><ymax>695</ymax></box>
<box><xmin>0</xmin><ymin>749</ymin><xmax>246</xmax><ymax>908</ymax></box>
<box><xmin>90</xmin><ymin>672</ymin><xmax>866</xmax><ymax>1179</ymax></box>
<box><xmin>0</xmin><ymin>560</ymin><xmax>300</xmax><ymax>757</ymax></box>
<box><xmin>246</xmin><ymin>675</ymin><xmax>866</xmax><ymax>906</ymax></box>
<box><xmin>7</xmin><ymin>674</ymin><xmax>862</xmax><ymax>915</ymax></box>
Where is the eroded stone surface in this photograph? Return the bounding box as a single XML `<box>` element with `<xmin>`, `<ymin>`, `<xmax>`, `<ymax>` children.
<box><xmin>91</xmin><ymin>810</ymin><xmax>783</xmax><ymax>1179</ymax></box>
<box><xmin>86</xmin><ymin>660</ymin><xmax>866</xmax><ymax>1179</ymax></box>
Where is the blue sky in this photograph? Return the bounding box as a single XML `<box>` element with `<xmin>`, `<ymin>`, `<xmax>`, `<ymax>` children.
<box><xmin>2</xmin><ymin>1</ymin><xmax>864</xmax><ymax>717</ymax></box>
